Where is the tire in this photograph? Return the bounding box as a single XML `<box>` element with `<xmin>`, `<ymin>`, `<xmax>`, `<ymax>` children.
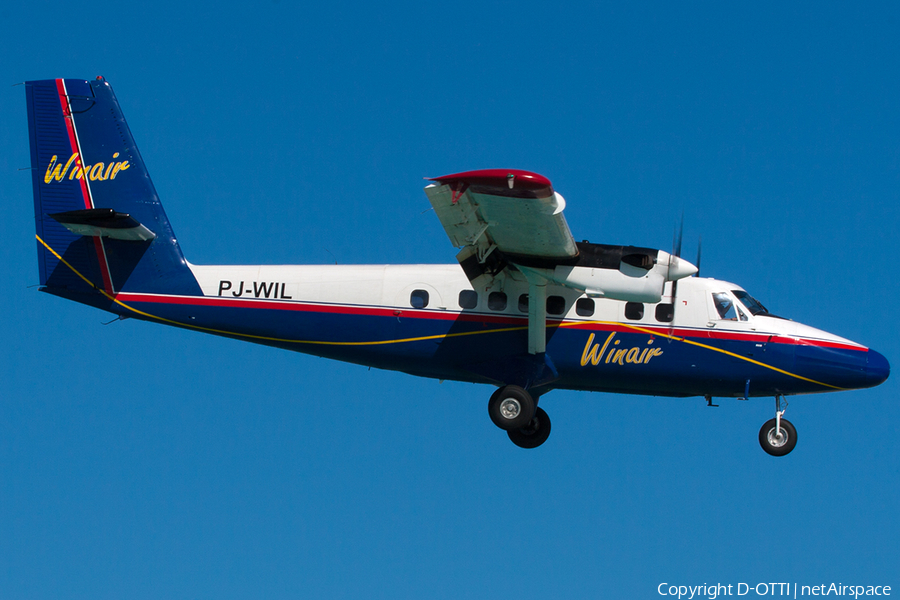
<box><xmin>758</xmin><ymin>417</ymin><xmax>797</xmax><ymax>456</ymax></box>
<box><xmin>508</xmin><ymin>407</ymin><xmax>552</xmax><ymax>449</ymax></box>
<box><xmin>488</xmin><ymin>385</ymin><xmax>535</xmax><ymax>431</ymax></box>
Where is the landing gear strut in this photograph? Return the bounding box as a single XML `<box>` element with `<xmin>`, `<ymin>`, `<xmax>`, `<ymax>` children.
<box><xmin>487</xmin><ymin>385</ymin><xmax>552</xmax><ymax>448</ymax></box>
<box><xmin>758</xmin><ymin>395</ymin><xmax>797</xmax><ymax>456</ymax></box>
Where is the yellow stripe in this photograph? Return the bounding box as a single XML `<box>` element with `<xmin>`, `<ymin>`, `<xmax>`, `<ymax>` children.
<box><xmin>36</xmin><ymin>234</ymin><xmax>846</xmax><ymax>390</ymax></box>
<box><xmin>556</xmin><ymin>319</ymin><xmax>846</xmax><ymax>390</ymax></box>
<box><xmin>37</xmin><ymin>234</ymin><xmax>529</xmax><ymax>346</ymax></box>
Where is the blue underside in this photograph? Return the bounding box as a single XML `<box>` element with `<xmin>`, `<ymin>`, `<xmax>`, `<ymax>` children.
<box><xmin>44</xmin><ymin>287</ymin><xmax>884</xmax><ymax>398</ymax></box>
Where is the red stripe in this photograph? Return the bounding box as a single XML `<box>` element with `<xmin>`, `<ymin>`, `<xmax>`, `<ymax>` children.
<box><xmin>55</xmin><ymin>79</ymin><xmax>114</xmax><ymax>295</ymax></box>
<box><xmin>114</xmin><ymin>292</ymin><xmax>867</xmax><ymax>352</ymax></box>
<box><xmin>93</xmin><ymin>238</ymin><xmax>114</xmax><ymax>294</ymax></box>
<box><xmin>118</xmin><ymin>292</ymin><xmax>495</xmax><ymax>321</ymax></box>
<box><xmin>55</xmin><ymin>80</ymin><xmax>91</xmax><ymax>210</ymax></box>
<box><xmin>562</xmin><ymin>321</ymin><xmax>864</xmax><ymax>350</ymax></box>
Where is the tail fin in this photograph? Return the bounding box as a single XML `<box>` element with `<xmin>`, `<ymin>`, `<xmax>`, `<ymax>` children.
<box><xmin>25</xmin><ymin>77</ymin><xmax>200</xmax><ymax>302</ymax></box>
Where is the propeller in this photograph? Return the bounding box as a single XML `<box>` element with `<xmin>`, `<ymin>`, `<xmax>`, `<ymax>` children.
<box><xmin>665</xmin><ymin>214</ymin><xmax>696</xmax><ymax>281</ymax></box>
<box><xmin>661</xmin><ymin>218</ymin><xmax>681</xmax><ymax>338</ymax></box>
<box><xmin>665</xmin><ymin>216</ymin><xmax>699</xmax><ymax>337</ymax></box>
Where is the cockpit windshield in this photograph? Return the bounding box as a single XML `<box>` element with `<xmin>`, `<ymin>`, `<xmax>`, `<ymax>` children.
<box><xmin>732</xmin><ymin>290</ymin><xmax>770</xmax><ymax>316</ymax></box>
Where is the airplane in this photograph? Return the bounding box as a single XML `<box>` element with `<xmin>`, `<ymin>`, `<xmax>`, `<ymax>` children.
<box><xmin>23</xmin><ymin>77</ymin><xmax>890</xmax><ymax>456</ymax></box>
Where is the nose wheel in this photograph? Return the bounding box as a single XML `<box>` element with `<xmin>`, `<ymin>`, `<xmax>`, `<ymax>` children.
<box><xmin>488</xmin><ymin>385</ymin><xmax>552</xmax><ymax>448</ymax></box>
<box><xmin>758</xmin><ymin>395</ymin><xmax>797</xmax><ymax>456</ymax></box>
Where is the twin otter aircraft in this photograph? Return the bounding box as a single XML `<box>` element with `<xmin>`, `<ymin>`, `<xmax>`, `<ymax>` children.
<box><xmin>25</xmin><ymin>77</ymin><xmax>889</xmax><ymax>455</ymax></box>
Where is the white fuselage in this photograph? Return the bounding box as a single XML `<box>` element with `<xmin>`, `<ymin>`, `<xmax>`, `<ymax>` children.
<box><xmin>187</xmin><ymin>262</ymin><xmax>858</xmax><ymax>349</ymax></box>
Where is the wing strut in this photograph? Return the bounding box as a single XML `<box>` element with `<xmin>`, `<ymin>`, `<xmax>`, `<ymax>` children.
<box><xmin>525</xmin><ymin>272</ymin><xmax>548</xmax><ymax>355</ymax></box>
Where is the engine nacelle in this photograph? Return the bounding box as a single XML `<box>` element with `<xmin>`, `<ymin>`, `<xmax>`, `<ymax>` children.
<box><xmin>521</xmin><ymin>250</ymin><xmax>697</xmax><ymax>304</ymax></box>
<box><xmin>458</xmin><ymin>240</ymin><xmax>697</xmax><ymax>303</ymax></box>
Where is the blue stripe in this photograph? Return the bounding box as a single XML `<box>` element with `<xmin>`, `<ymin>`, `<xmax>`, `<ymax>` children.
<box><xmin>96</xmin><ymin>295</ymin><xmax>874</xmax><ymax>397</ymax></box>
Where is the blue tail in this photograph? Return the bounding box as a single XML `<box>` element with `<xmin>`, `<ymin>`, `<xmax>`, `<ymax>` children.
<box><xmin>25</xmin><ymin>77</ymin><xmax>200</xmax><ymax>306</ymax></box>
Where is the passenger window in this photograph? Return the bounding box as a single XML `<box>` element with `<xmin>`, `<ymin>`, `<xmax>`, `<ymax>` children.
<box><xmin>625</xmin><ymin>302</ymin><xmax>644</xmax><ymax>320</ymax></box>
<box><xmin>576</xmin><ymin>297</ymin><xmax>595</xmax><ymax>317</ymax></box>
<box><xmin>458</xmin><ymin>290</ymin><xmax>478</xmax><ymax>309</ymax></box>
<box><xmin>713</xmin><ymin>292</ymin><xmax>736</xmax><ymax>320</ymax></box>
<box><xmin>410</xmin><ymin>289</ymin><xmax>429</xmax><ymax>309</ymax></box>
<box><xmin>518</xmin><ymin>294</ymin><xmax>529</xmax><ymax>312</ymax></box>
<box><xmin>656</xmin><ymin>303</ymin><xmax>674</xmax><ymax>323</ymax></box>
<box><xmin>488</xmin><ymin>292</ymin><xmax>507</xmax><ymax>311</ymax></box>
<box><xmin>547</xmin><ymin>295</ymin><xmax>565</xmax><ymax>315</ymax></box>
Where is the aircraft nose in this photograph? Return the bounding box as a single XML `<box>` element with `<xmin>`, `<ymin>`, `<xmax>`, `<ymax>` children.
<box><xmin>866</xmin><ymin>349</ymin><xmax>890</xmax><ymax>387</ymax></box>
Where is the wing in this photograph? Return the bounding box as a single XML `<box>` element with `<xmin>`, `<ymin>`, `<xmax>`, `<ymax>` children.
<box><xmin>424</xmin><ymin>169</ymin><xmax>577</xmax><ymax>265</ymax></box>
<box><xmin>425</xmin><ymin>169</ymin><xmax>579</xmax><ymax>356</ymax></box>
<box><xmin>425</xmin><ymin>169</ymin><xmax>697</xmax><ymax>357</ymax></box>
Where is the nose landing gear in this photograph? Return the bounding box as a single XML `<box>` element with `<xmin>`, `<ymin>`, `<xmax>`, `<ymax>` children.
<box><xmin>487</xmin><ymin>385</ymin><xmax>552</xmax><ymax>448</ymax></box>
<box><xmin>759</xmin><ymin>395</ymin><xmax>797</xmax><ymax>456</ymax></box>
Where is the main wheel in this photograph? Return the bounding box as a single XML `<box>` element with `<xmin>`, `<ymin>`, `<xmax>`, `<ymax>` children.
<box><xmin>758</xmin><ymin>417</ymin><xmax>797</xmax><ymax>456</ymax></box>
<box><xmin>508</xmin><ymin>407</ymin><xmax>552</xmax><ymax>449</ymax></box>
<box><xmin>488</xmin><ymin>385</ymin><xmax>535</xmax><ymax>431</ymax></box>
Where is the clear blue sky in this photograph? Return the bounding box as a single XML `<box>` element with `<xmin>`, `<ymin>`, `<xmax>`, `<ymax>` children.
<box><xmin>1</xmin><ymin>2</ymin><xmax>898</xmax><ymax>598</ymax></box>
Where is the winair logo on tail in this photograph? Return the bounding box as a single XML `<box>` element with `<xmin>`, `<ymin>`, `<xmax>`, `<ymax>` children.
<box><xmin>580</xmin><ymin>332</ymin><xmax>664</xmax><ymax>366</ymax></box>
<box><xmin>44</xmin><ymin>153</ymin><xmax>130</xmax><ymax>184</ymax></box>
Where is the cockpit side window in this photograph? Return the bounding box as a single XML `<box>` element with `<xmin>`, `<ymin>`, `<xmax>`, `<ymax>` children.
<box><xmin>713</xmin><ymin>292</ymin><xmax>737</xmax><ymax>320</ymax></box>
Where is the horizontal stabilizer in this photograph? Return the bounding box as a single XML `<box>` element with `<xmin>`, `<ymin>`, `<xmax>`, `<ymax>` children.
<box><xmin>50</xmin><ymin>208</ymin><xmax>157</xmax><ymax>241</ymax></box>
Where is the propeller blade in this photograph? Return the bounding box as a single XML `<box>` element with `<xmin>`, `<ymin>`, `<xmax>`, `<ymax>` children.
<box><xmin>671</xmin><ymin>214</ymin><xmax>684</xmax><ymax>258</ymax></box>
<box><xmin>667</xmin><ymin>279</ymin><xmax>678</xmax><ymax>338</ymax></box>
<box><xmin>667</xmin><ymin>215</ymin><xmax>687</xmax><ymax>337</ymax></box>
<box><xmin>695</xmin><ymin>236</ymin><xmax>702</xmax><ymax>277</ymax></box>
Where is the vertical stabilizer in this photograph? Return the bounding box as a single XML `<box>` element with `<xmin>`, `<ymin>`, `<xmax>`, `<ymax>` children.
<box><xmin>25</xmin><ymin>78</ymin><xmax>200</xmax><ymax>300</ymax></box>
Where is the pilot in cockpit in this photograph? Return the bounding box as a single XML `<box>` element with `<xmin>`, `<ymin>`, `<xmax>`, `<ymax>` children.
<box><xmin>713</xmin><ymin>292</ymin><xmax>738</xmax><ymax>320</ymax></box>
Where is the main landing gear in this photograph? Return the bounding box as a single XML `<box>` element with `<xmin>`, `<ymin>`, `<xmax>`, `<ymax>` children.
<box><xmin>488</xmin><ymin>385</ymin><xmax>552</xmax><ymax>449</ymax></box>
<box><xmin>758</xmin><ymin>395</ymin><xmax>797</xmax><ymax>456</ymax></box>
